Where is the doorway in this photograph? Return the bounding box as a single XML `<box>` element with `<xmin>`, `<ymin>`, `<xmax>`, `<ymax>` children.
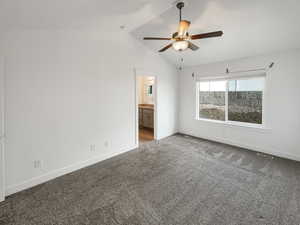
<box><xmin>136</xmin><ymin>75</ymin><xmax>156</xmax><ymax>145</ymax></box>
<box><xmin>0</xmin><ymin>57</ymin><xmax>5</xmax><ymax>202</ymax></box>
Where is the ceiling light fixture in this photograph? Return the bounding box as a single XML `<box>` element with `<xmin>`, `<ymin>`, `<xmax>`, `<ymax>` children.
<box><xmin>172</xmin><ymin>40</ymin><xmax>189</xmax><ymax>51</ymax></box>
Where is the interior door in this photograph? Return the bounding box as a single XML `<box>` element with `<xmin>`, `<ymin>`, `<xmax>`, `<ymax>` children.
<box><xmin>0</xmin><ymin>57</ymin><xmax>5</xmax><ymax>202</ymax></box>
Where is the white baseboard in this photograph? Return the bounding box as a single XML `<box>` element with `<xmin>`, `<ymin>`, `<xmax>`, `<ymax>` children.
<box><xmin>156</xmin><ymin>131</ymin><xmax>179</xmax><ymax>141</ymax></box>
<box><xmin>5</xmin><ymin>145</ymin><xmax>138</xmax><ymax>196</ymax></box>
<box><xmin>180</xmin><ymin>132</ymin><xmax>300</xmax><ymax>162</ymax></box>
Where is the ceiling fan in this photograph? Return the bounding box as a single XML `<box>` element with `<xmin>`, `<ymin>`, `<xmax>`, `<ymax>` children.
<box><xmin>143</xmin><ymin>1</ymin><xmax>223</xmax><ymax>52</ymax></box>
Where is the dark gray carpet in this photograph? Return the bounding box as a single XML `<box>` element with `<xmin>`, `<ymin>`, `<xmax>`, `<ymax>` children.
<box><xmin>1</xmin><ymin>134</ymin><xmax>300</xmax><ymax>225</ymax></box>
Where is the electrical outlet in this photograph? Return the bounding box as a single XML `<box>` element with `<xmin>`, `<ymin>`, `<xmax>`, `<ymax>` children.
<box><xmin>33</xmin><ymin>160</ymin><xmax>42</xmax><ymax>169</ymax></box>
<box><xmin>104</xmin><ymin>141</ymin><xmax>109</xmax><ymax>148</ymax></box>
<box><xmin>90</xmin><ymin>144</ymin><xmax>96</xmax><ymax>152</ymax></box>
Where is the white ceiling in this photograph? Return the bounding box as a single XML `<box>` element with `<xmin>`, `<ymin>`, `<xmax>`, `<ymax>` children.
<box><xmin>132</xmin><ymin>0</ymin><xmax>300</xmax><ymax>67</ymax></box>
<box><xmin>1</xmin><ymin>0</ymin><xmax>300</xmax><ymax>67</ymax></box>
<box><xmin>0</xmin><ymin>0</ymin><xmax>174</xmax><ymax>31</ymax></box>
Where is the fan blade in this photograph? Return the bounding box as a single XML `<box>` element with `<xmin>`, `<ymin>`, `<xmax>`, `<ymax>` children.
<box><xmin>144</xmin><ymin>37</ymin><xmax>171</xmax><ymax>40</ymax></box>
<box><xmin>158</xmin><ymin>43</ymin><xmax>172</xmax><ymax>52</ymax></box>
<box><xmin>178</xmin><ymin>20</ymin><xmax>191</xmax><ymax>36</ymax></box>
<box><xmin>191</xmin><ymin>31</ymin><xmax>223</xmax><ymax>40</ymax></box>
<box><xmin>188</xmin><ymin>42</ymin><xmax>199</xmax><ymax>51</ymax></box>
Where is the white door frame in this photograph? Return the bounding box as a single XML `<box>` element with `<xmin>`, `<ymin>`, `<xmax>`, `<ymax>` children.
<box><xmin>134</xmin><ymin>68</ymin><xmax>158</xmax><ymax>146</ymax></box>
<box><xmin>0</xmin><ymin>56</ymin><xmax>5</xmax><ymax>202</ymax></box>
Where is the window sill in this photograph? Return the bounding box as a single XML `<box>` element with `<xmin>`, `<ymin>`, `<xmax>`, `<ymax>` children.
<box><xmin>196</xmin><ymin>118</ymin><xmax>271</xmax><ymax>133</ymax></box>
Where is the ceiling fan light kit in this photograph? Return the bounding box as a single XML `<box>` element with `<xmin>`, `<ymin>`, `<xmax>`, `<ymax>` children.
<box><xmin>143</xmin><ymin>1</ymin><xmax>223</xmax><ymax>53</ymax></box>
<box><xmin>172</xmin><ymin>40</ymin><xmax>189</xmax><ymax>51</ymax></box>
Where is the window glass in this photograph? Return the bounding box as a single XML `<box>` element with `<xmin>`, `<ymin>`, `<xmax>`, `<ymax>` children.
<box><xmin>228</xmin><ymin>78</ymin><xmax>264</xmax><ymax>124</ymax></box>
<box><xmin>199</xmin><ymin>80</ymin><xmax>226</xmax><ymax>121</ymax></box>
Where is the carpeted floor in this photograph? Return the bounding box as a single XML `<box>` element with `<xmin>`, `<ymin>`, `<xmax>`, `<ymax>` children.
<box><xmin>1</xmin><ymin>134</ymin><xmax>300</xmax><ymax>225</ymax></box>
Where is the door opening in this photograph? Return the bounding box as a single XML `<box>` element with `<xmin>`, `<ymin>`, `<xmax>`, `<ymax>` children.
<box><xmin>136</xmin><ymin>75</ymin><xmax>156</xmax><ymax>145</ymax></box>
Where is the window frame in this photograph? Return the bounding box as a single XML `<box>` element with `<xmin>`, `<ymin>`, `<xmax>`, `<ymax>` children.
<box><xmin>196</xmin><ymin>76</ymin><xmax>266</xmax><ymax>129</ymax></box>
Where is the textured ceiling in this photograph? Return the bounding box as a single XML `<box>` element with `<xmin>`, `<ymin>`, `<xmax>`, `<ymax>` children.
<box><xmin>132</xmin><ymin>0</ymin><xmax>300</xmax><ymax>67</ymax></box>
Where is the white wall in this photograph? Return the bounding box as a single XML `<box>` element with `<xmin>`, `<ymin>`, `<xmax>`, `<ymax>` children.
<box><xmin>137</xmin><ymin>76</ymin><xmax>155</xmax><ymax>105</ymax></box>
<box><xmin>0</xmin><ymin>55</ymin><xmax>5</xmax><ymax>201</ymax></box>
<box><xmin>179</xmin><ymin>50</ymin><xmax>300</xmax><ymax>161</ymax></box>
<box><xmin>2</xmin><ymin>29</ymin><xmax>178</xmax><ymax>195</ymax></box>
<box><xmin>137</xmin><ymin>76</ymin><xmax>144</xmax><ymax>105</ymax></box>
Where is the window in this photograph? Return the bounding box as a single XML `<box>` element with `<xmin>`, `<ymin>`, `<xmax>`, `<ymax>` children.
<box><xmin>197</xmin><ymin>76</ymin><xmax>265</xmax><ymax>126</ymax></box>
<box><xmin>199</xmin><ymin>80</ymin><xmax>226</xmax><ymax>121</ymax></box>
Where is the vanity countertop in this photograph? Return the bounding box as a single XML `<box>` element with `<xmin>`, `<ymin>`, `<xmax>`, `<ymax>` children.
<box><xmin>139</xmin><ymin>104</ymin><xmax>154</xmax><ymax>110</ymax></box>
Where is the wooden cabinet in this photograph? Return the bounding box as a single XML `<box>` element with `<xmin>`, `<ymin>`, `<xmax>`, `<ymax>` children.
<box><xmin>138</xmin><ymin>108</ymin><xmax>143</xmax><ymax>125</ymax></box>
<box><xmin>139</xmin><ymin>106</ymin><xmax>154</xmax><ymax>129</ymax></box>
<box><xmin>143</xmin><ymin>109</ymin><xmax>154</xmax><ymax>128</ymax></box>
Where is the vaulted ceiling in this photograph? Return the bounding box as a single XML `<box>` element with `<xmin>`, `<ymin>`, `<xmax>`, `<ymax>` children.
<box><xmin>0</xmin><ymin>0</ymin><xmax>174</xmax><ymax>31</ymax></box>
<box><xmin>132</xmin><ymin>0</ymin><xmax>300</xmax><ymax>67</ymax></box>
<box><xmin>1</xmin><ymin>0</ymin><xmax>300</xmax><ymax>67</ymax></box>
